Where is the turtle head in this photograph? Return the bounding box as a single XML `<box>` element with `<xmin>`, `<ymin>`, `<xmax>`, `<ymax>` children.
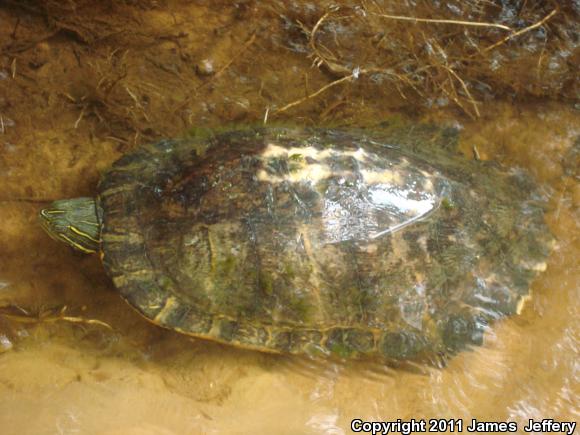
<box><xmin>39</xmin><ymin>197</ymin><xmax>101</xmax><ymax>254</ymax></box>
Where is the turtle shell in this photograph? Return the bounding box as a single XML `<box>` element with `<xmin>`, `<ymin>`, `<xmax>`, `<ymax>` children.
<box><xmin>98</xmin><ymin>127</ymin><xmax>553</xmax><ymax>360</ymax></box>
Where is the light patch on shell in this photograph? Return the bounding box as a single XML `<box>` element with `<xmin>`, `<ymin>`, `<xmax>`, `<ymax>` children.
<box><xmin>258</xmin><ymin>143</ymin><xmax>409</xmax><ymax>185</ymax></box>
<box><xmin>112</xmin><ymin>269</ymin><xmax>155</xmax><ymax>289</ymax></box>
<box><xmin>516</xmin><ymin>294</ymin><xmax>532</xmax><ymax>315</ymax></box>
<box><xmin>359</xmin><ymin>169</ymin><xmax>403</xmax><ymax>184</ymax></box>
<box><xmin>153</xmin><ymin>296</ymin><xmax>180</xmax><ymax>323</ymax></box>
<box><xmin>417</xmin><ymin>235</ymin><xmax>429</xmax><ymax>253</ymax></box>
<box><xmin>520</xmin><ymin>260</ymin><xmax>548</xmax><ymax>272</ymax></box>
<box><xmin>362</xmin><ymin>244</ymin><xmax>378</xmax><ymax>254</ymax></box>
<box><xmin>293</xmin><ymin>224</ymin><xmax>328</xmax><ymax>323</ymax></box>
<box><xmin>257</xmin><ymin>163</ymin><xmax>332</xmax><ymax>184</ymax></box>
<box><xmin>112</xmin><ymin>275</ymin><xmax>128</xmax><ymax>288</ymax></box>
<box><xmin>368</xmin><ymin>186</ymin><xmax>437</xmax><ymax>215</ymax></box>
<box><xmin>260</xmin><ymin>143</ymin><xmax>333</xmax><ymax>160</ymax></box>
<box><xmin>258</xmin><ymin>143</ymin><xmax>442</xmax><ymax>242</ymax></box>
<box><xmin>399</xmin><ymin>282</ymin><xmax>427</xmax><ymax>330</ymax></box>
<box><xmin>101</xmin><ymin>231</ymin><xmax>144</xmax><ymax>245</ymax></box>
<box><xmin>382</xmin><ymin>230</ymin><xmax>410</xmax><ymax>266</ymax></box>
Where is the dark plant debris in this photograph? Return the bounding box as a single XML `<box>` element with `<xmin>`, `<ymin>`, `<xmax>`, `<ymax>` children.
<box><xmin>0</xmin><ymin>0</ymin><xmax>577</xmax><ymax>143</ymax></box>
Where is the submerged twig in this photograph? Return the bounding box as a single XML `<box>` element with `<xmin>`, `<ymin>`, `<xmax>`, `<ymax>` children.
<box><xmin>0</xmin><ymin>305</ymin><xmax>113</xmax><ymax>330</ymax></box>
<box><xmin>372</xmin><ymin>12</ymin><xmax>512</xmax><ymax>31</ymax></box>
<box><xmin>279</xmin><ymin>4</ymin><xmax>562</xmax><ymax>118</ymax></box>
<box><xmin>553</xmin><ymin>175</ymin><xmax>573</xmax><ymax>221</ymax></box>
<box><xmin>74</xmin><ymin>106</ymin><xmax>86</xmax><ymax>129</ymax></box>
<box><xmin>277</xmin><ymin>7</ymin><xmax>411</xmax><ymax>115</ymax></box>
<box><xmin>10</xmin><ymin>58</ymin><xmax>17</xmax><ymax>79</ymax></box>
<box><xmin>307</xmin><ymin>8</ymin><xmax>351</xmax><ymax>76</ymax></box>
<box><xmin>483</xmin><ymin>8</ymin><xmax>558</xmax><ymax>53</ymax></box>
<box><xmin>273</xmin><ymin>73</ymin><xmax>355</xmax><ymax>115</ymax></box>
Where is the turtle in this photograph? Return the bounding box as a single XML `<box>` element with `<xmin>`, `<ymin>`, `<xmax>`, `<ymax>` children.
<box><xmin>39</xmin><ymin>126</ymin><xmax>554</xmax><ymax>360</ymax></box>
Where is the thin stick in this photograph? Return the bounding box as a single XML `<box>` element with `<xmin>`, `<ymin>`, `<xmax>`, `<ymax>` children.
<box><xmin>554</xmin><ymin>174</ymin><xmax>573</xmax><ymax>221</ymax></box>
<box><xmin>60</xmin><ymin>316</ymin><xmax>113</xmax><ymax>329</ymax></box>
<box><xmin>373</xmin><ymin>13</ymin><xmax>512</xmax><ymax>31</ymax></box>
<box><xmin>1</xmin><ymin>313</ymin><xmax>113</xmax><ymax>329</ymax></box>
<box><xmin>308</xmin><ymin>8</ymin><xmax>351</xmax><ymax>76</ymax></box>
<box><xmin>215</xmin><ymin>32</ymin><xmax>257</xmax><ymax>78</ymax></box>
<box><xmin>74</xmin><ymin>106</ymin><xmax>86</xmax><ymax>129</ymax></box>
<box><xmin>439</xmin><ymin>78</ymin><xmax>473</xmax><ymax>120</ymax></box>
<box><xmin>310</xmin><ymin>9</ymin><xmax>335</xmax><ymax>44</ymax></box>
<box><xmin>1</xmin><ymin>306</ymin><xmax>113</xmax><ymax>330</ymax></box>
<box><xmin>273</xmin><ymin>74</ymin><xmax>355</xmax><ymax>115</ymax></box>
<box><xmin>441</xmin><ymin>65</ymin><xmax>480</xmax><ymax>118</ymax></box>
<box><xmin>125</xmin><ymin>86</ymin><xmax>150</xmax><ymax>122</ymax></box>
<box><xmin>483</xmin><ymin>8</ymin><xmax>557</xmax><ymax>53</ymax></box>
<box><xmin>425</xmin><ymin>36</ymin><xmax>480</xmax><ymax>118</ymax></box>
<box><xmin>104</xmin><ymin>135</ymin><xmax>130</xmax><ymax>144</ymax></box>
<box><xmin>299</xmin><ymin>6</ymin><xmax>489</xmax><ymax>119</ymax></box>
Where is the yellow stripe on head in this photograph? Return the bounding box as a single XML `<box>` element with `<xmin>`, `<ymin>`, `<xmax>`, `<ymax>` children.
<box><xmin>39</xmin><ymin>197</ymin><xmax>101</xmax><ymax>254</ymax></box>
<box><xmin>60</xmin><ymin>234</ymin><xmax>97</xmax><ymax>254</ymax></box>
<box><xmin>69</xmin><ymin>225</ymin><xmax>100</xmax><ymax>243</ymax></box>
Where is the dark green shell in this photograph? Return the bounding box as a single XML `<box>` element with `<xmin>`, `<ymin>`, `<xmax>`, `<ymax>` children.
<box><xmin>98</xmin><ymin>127</ymin><xmax>553</xmax><ymax>360</ymax></box>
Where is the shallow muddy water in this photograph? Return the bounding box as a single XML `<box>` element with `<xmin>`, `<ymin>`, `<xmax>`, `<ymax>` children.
<box><xmin>0</xmin><ymin>2</ymin><xmax>579</xmax><ymax>434</ymax></box>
